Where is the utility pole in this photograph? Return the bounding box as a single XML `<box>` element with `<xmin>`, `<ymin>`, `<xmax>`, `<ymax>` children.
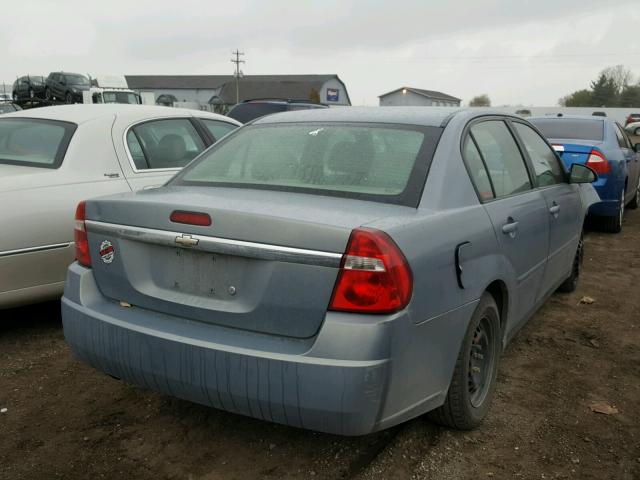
<box><xmin>230</xmin><ymin>49</ymin><xmax>245</xmax><ymax>105</ymax></box>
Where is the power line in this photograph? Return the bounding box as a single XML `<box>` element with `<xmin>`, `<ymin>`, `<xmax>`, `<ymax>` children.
<box><xmin>230</xmin><ymin>49</ymin><xmax>245</xmax><ymax>104</ymax></box>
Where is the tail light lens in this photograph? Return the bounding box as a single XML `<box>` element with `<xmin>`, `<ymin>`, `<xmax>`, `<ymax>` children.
<box><xmin>329</xmin><ymin>228</ymin><xmax>412</xmax><ymax>314</ymax></box>
<box><xmin>585</xmin><ymin>149</ymin><xmax>610</xmax><ymax>175</ymax></box>
<box><xmin>74</xmin><ymin>201</ymin><xmax>91</xmax><ymax>267</ymax></box>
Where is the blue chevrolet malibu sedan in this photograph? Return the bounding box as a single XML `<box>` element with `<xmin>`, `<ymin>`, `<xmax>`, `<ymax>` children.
<box><xmin>530</xmin><ymin>115</ymin><xmax>640</xmax><ymax>233</ymax></box>
<box><xmin>62</xmin><ymin>108</ymin><xmax>596</xmax><ymax>435</ymax></box>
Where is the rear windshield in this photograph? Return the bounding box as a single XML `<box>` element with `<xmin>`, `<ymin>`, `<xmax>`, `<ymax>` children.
<box><xmin>173</xmin><ymin>123</ymin><xmax>441</xmax><ymax>206</ymax></box>
<box><xmin>0</xmin><ymin>118</ymin><xmax>77</xmax><ymax>168</ymax></box>
<box><xmin>226</xmin><ymin>103</ymin><xmax>287</xmax><ymax>123</ymax></box>
<box><xmin>530</xmin><ymin>118</ymin><xmax>604</xmax><ymax>141</ymax></box>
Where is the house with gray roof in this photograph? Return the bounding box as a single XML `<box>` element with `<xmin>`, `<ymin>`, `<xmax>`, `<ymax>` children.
<box><xmin>125</xmin><ymin>74</ymin><xmax>351</xmax><ymax>112</ymax></box>
<box><xmin>378</xmin><ymin>87</ymin><xmax>461</xmax><ymax>107</ymax></box>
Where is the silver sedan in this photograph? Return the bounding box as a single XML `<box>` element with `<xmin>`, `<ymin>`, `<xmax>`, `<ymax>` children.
<box><xmin>0</xmin><ymin>104</ymin><xmax>240</xmax><ymax>308</ymax></box>
<box><xmin>63</xmin><ymin>107</ymin><xmax>597</xmax><ymax>434</ymax></box>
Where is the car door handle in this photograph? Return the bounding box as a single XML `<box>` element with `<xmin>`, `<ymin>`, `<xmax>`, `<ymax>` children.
<box><xmin>501</xmin><ymin>219</ymin><xmax>519</xmax><ymax>238</ymax></box>
<box><xmin>549</xmin><ymin>204</ymin><xmax>560</xmax><ymax>217</ymax></box>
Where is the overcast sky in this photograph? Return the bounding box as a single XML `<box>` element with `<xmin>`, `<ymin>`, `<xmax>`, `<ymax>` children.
<box><xmin>2</xmin><ymin>0</ymin><xmax>639</xmax><ymax>106</ymax></box>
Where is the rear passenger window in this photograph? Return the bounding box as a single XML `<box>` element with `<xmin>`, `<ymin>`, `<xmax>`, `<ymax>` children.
<box><xmin>463</xmin><ymin>137</ymin><xmax>494</xmax><ymax>201</ymax></box>
<box><xmin>614</xmin><ymin>124</ymin><xmax>631</xmax><ymax>149</ymax></box>
<box><xmin>513</xmin><ymin>123</ymin><xmax>565</xmax><ymax>187</ymax></box>
<box><xmin>0</xmin><ymin>118</ymin><xmax>76</xmax><ymax>168</ymax></box>
<box><xmin>470</xmin><ymin>121</ymin><xmax>532</xmax><ymax>198</ymax></box>
<box><xmin>126</xmin><ymin>118</ymin><xmax>205</xmax><ymax>170</ymax></box>
<box><xmin>200</xmin><ymin>119</ymin><xmax>237</xmax><ymax>142</ymax></box>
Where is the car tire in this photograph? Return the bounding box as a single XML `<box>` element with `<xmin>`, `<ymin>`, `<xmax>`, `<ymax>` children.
<box><xmin>65</xmin><ymin>92</ymin><xmax>73</xmax><ymax>104</ymax></box>
<box><xmin>600</xmin><ymin>189</ymin><xmax>624</xmax><ymax>233</ymax></box>
<box><xmin>428</xmin><ymin>292</ymin><xmax>501</xmax><ymax>430</ymax></box>
<box><xmin>45</xmin><ymin>88</ymin><xmax>52</xmax><ymax>101</ymax></box>
<box><xmin>557</xmin><ymin>233</ymin><xmax>583</xmax><ymax>293</ymax></box>
<box><xmin>628</xmin><ymin>178</ymin><xmax>640</xmax><ymax>210</ymax></box>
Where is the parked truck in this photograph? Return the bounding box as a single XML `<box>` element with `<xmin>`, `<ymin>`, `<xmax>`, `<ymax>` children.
<box><xmin>83</xmin><ymin>75</ymin><xmax>141</xmax><ymax>105</ymax></box>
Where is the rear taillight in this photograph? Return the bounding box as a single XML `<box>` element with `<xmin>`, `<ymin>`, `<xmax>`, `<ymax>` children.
<box><xmin>329</xmin><ymin>228</ymin><xmax>412</xmax><ymax>314</ymax></box>
<box><xmin>585</xmin><ymin>149</ymin><xmax>610</xmax><ymax>175</ymax></box>
<box><xmin>74</xmin><ymin>201</ymin><xmax>91</xmax><ymax>267</ymax></box>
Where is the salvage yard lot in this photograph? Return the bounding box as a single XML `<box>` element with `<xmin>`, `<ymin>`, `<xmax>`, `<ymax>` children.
<box><xmin>1</xmin><ymin>211</ymin><xmax>639</xmax><ymax>480</ymax></box>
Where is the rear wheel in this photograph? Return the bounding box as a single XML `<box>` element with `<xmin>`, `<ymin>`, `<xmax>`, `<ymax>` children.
<box><xmin>600</xmin><ymin>189</ymin><xmax>624</xmax><ymax>233</ymax></box>
<box><xmin>65</xmin><ymin>92</ymin><xmax>73</xmax><ymax>104</ymax></box>
<box><xmin>628</xmin><ymin>177</ymin><xmax>640</xmax><ymax>210</ymax></box>
<box><xmin>428</xmin><ymin>292</ymin><xmax>501</xmax><ymax>430</ymax></box>
<box><xmin>557</xmin><ymin>233</ymin><xmax>583</xmax><ymax>293</ymax></box>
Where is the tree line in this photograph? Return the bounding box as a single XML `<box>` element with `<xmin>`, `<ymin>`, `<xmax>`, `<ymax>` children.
<box><xmin>559</xmin><ymin>65</ymin><xmax>640</xmax><ymax>107</ymax></box>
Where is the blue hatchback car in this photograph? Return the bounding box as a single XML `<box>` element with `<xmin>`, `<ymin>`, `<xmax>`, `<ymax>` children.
<box><xmin>530</xmin><ymin>115</ymin><xmax>640</xmax><ymax>232</ymax></box>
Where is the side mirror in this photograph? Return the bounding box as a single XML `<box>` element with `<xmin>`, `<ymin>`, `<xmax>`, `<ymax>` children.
<box><xmin>60</xmin><ymin>78</ymin><xmax>66</xmax><ymax>85</ymax></box>
<box><xmin>569</xmin><ymin>163</ymin><xmax>597</xmax><ymax>184</ymax></box>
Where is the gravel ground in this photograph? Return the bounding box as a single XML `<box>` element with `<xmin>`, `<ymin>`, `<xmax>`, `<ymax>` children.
<box><xmin>1</xmin><ymin>210</ymin><xmax>639</xmax><ymax>480</ymax></box>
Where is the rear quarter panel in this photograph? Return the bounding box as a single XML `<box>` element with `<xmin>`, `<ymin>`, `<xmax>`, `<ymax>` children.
<box><xmin>0</xmin><ymin>115</ymin><xmax>131</xmax><ymax>305</ymax></box>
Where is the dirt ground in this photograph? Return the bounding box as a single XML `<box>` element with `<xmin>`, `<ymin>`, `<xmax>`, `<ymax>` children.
<box><xmin>1</xmin><ymin>210</ymin><xmax>639</xmax><ymax>480</ymax></box>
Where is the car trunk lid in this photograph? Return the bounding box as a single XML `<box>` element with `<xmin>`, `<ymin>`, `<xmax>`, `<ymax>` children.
<box><xmin>84</xmin><ymin>186</ymin><xmax>414</xmax><ymax>338</ymax></box>
<box><xmin>549</xmin><ymin>139</ymin><xmax>603</xmax><ymax>170</ymax></box>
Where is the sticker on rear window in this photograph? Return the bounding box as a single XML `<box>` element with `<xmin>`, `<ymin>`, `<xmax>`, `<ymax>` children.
<box><xmin>99</xmin><ymin>240</ymin><xmax>115</xmax><ymax>264</ymax></box>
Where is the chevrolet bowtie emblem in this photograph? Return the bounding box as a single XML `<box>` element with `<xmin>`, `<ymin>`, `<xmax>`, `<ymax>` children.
<box><xmin>175</xmin><ymin>234</ymin><xmax>199</xmax><ymax>247</ymax></box>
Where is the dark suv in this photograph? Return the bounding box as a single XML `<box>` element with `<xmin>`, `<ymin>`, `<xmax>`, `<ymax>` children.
<box><xmin>12</xmin><ymin>76</ymin><xmax>47</xmax><ymax>103</ymax></box>
<box><xmin>227</xmin><ymin>99</ymin><xmax>327</xmax><ymax>123</ymax></box>
<box><xmin>45</xmin><ymin>72</ymin><xmax>91</xmax><ymax>103</ymax></box>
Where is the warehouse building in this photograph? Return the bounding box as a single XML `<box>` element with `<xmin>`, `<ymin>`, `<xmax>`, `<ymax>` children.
<box><xmin>379</xmin><ymin>87</ymin><xmax>461</xmax><ymax>107</ymax></box>
<box><xmin>125</xmin><ymin>74</ymin><xmax>351</xmax><ymax>112</ymax></box>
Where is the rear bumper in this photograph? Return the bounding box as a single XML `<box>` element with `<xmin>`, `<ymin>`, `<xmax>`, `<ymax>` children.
<box><xmin>589</xmin><ymin>181</ymin><xmax>623</xmax><ymax>217</ymax></box>
<box><xmin>588</xmin><ymin>198</ymin><xmax>620</xmax><ymax>217</ymax></box>
<box><xmin>62</xmin><ymin>263</ymin><xmax>474</xmax><ymax>435</ymax></box>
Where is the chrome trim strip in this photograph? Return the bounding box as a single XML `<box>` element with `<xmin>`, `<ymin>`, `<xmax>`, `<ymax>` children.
<box><xmin>85</xmin><ymin>220</ymin><xmax>343</xmax><ymax>268</ymax></box>
<box><xmin>0</xmin><ymin>242</ymin><xmax>70</xmax><ymax>258</ymax></box>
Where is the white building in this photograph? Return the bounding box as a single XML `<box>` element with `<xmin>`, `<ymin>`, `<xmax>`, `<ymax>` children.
<box><xmin>379</xmin><ymin>87</ymin><xmax>461</xmax><ymax>107</ymax></box>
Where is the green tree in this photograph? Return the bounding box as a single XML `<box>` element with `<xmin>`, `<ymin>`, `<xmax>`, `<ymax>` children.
<box><xmin>559</xmin><ymin>89</ymin><xmax>593</xmax><ymax>107</ymax></box>
<box><xmin>469</xmin><ymin>94</ymin><xmax>491</xmax><ymax>107</ymax></box>
<box><xmin>590</xmin><ymin>73</ymin><xmax>618</xmax><ymax>107</ymax></box>
<box><xmin>619</xmin><ymin>85</ymin><xmax>640</xmax><ymax>107</ymax></box>
<box><xmin>601</xmin><ymin>65</ymin><xmax>633</xmax><ymax>96</ymax></box>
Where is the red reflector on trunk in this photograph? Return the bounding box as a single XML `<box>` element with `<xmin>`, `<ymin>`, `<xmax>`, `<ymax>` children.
<box><xmin>329</xmin><ymin>228</ymin><xmax>412</xmax><ymax>314</ymax></box>
<box><xmin>74</xmin><ymin>200</ymin><xmax>91</xmax><ymax>267</ymax></box>
<box><xmin>170</xmin><ymin>211</ymin><xmax>212</xmax><ymax>226</ymax></box>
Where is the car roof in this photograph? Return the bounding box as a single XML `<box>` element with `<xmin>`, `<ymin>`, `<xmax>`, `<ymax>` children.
<box><xmin>0</xmin><ymin>104</ymin><xmax>241</xmax><ymax>125</ymax></box>
<box><xmin>250</xmin><ymin>106</ymin><xmax>492</xmax><ymax>127</ymax></box>
<box><xmin>529</xmin><ymin>115</ymin><xmax>606</xmax><ymax>122</ymax></box>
